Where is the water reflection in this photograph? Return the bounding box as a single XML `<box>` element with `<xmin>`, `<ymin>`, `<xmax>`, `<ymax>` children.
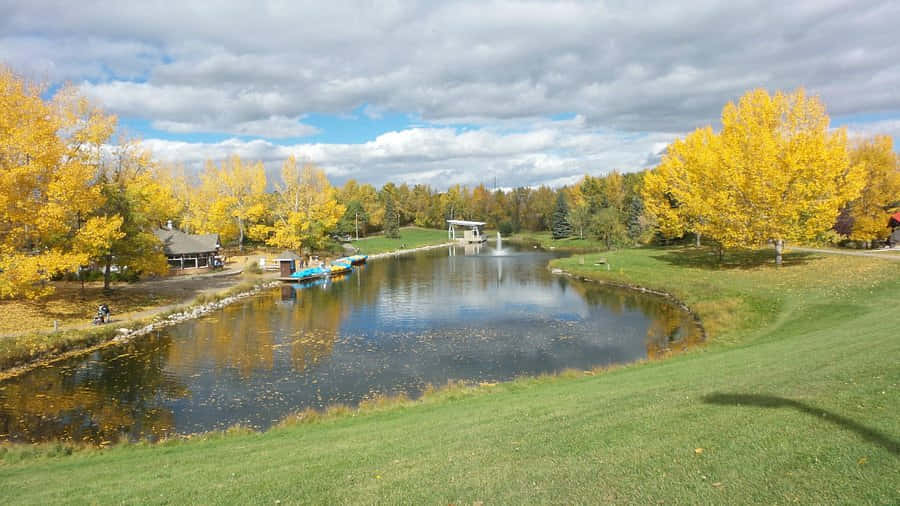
<box><xmin>0</xmin><ymin>245</ymin><xmax>701</xmax><ymax>443</ymax></box>
<box><xmin>0</xmin><ymin>333</ymin><xmax>186</xmax><ymax>444</ymax></box>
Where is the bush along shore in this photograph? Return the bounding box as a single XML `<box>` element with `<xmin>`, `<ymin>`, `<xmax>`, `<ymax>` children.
<box><xmin>0</xmin><ymin>279</ymin><xmax>280</xmax><ymax>379</ymax></box>
<box><xmin>1</xmin><ymin>246</ymin><xmax>898</xmax><ymax>504</ymax></box>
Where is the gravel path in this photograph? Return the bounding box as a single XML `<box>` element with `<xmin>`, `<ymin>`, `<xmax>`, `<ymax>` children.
<box><xmin>790</xmin><ymin>246</ymin><xmax>900</xmax><ymax>261</ymax></box>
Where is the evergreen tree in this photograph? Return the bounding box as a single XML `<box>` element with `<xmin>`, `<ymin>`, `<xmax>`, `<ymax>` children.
<box><xmin>337</xmin><ymin>200</ymin><xmax>369</xmax><ymax>238</ymax></box>
<box><xmin>626</xmin><ymin>194</ymin><xmax>646</xmax><ymax>242</ymax></box>
<box><xmin>383</xmin><ymin>191</ymin><xmax>400</xmax><ymax>239</ymax></box>
<box><xmin>551</xmin><ymin>192</ymin><xmax>572</xmax><ymax>239</ymax></box>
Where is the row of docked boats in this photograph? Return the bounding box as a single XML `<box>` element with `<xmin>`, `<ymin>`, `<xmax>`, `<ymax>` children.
<box><xmin>279</xmin><ymin>254</ymin><xmax>368</xmax><ymax>282</ymax></box>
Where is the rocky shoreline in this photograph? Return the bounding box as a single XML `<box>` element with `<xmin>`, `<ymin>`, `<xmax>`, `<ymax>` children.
<box><xmin>109</xmin><ymin>280</ymin><xmax>281</xmax><ymax>345</ymax></box>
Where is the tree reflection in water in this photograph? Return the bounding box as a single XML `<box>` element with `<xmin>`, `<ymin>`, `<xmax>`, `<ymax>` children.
<box><xmin>570</xmin><ymin>283</ymin><xmax>703</xmax><ymax>359</ymax></box>
<box><xmin>0</xmin><ymin>333</ymin><xmax>187</xmax><ymax>444</ymax></box>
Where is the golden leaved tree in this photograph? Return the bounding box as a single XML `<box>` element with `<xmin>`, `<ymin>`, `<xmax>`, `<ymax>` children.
<box><xmin>644</xmin><ymin>89</ymin><xmax>864</xmax><ymax>264</ymax></box>
<box><xmin>266</xmin><ymin>157</ymin><xmax>344</xmax><ymax>251</ymax></box>
<box><xmin>0</xmin><ymin>66</ymin><xmax>123</xmax><ymax>298</ymax></box>
<box><xmin>189</xmin><ymin>155</ymin><xmax>268</xmax><ymax>247</ymax></box>
<box><xmin>643</xmin><ymin>127</ymin><xmax>722</xmax><ymax>246</ymax></box>
<box><xmin>847</xmin><ymin>135</ymin><xmax>900</xmax><ymax>245</ymax></box>
<box><xmin>91</xmin><ymin>141</ymin><xmax>176</xmax><ymax>289</ymax></box>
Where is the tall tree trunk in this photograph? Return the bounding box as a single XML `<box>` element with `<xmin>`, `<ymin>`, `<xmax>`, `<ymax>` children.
<box><xmin>103</xmin><ymin>255</ymin><xmax>112</xmax><ymax>292</ymax></box>
<box><xmin>695</xmin><ymin>232</ymin><xmax>701</xmax><ymax>247</ymax></box>
<box><xmin>774</xmin><ymin>239</ymin><xmax>784</xmax><ymax>266</ymax></box>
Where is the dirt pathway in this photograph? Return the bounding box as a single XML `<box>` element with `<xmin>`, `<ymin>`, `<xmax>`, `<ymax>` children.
<box><xmin>790</xmin><ymin>246</ymin><xmax>900</xmax><ymax>261</ymax></box>
<box><xmin>2</xmin><ymin>270</ymin><xmax>263</xmax><ymax>338</ymax></box>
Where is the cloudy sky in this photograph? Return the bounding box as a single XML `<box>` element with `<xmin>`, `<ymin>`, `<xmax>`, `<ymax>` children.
<box><xmin>3</xmin><ymin>0</ymin><xmax>899</xmax><ymax>188</ymax></box>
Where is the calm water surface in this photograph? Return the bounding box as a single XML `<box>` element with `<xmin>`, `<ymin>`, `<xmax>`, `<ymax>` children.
<box><xmin>0</xmin><ymin>244</ymin><xmax>701</xmax><ymax>443</ymax></box>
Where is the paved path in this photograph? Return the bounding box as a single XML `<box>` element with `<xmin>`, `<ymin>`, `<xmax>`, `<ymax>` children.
<box><xmin>790</xmin><ymin>246</ymin><xmax>900</xmax><ymax>261</ymax></box>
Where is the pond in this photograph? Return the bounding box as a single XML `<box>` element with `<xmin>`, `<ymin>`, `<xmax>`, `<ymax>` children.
<box><xmin>0</xmin><ymin>243</ymin><xmax>701</xmax><ymax>444</ymax></box>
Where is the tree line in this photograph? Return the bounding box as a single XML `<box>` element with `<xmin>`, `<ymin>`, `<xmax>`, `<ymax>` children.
<box><xmin>2</xmin><ymin>65</ymin><xmax>898</xmax><ymax>299</ymax></box>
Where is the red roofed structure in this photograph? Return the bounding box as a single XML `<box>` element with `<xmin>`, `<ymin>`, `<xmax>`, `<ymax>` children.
<box><xmin>890</xmin><ymin>212</ymin><xmax>900</xmax><ymax>247</ymax></box>
<box><xmin>890</xmin><ymin>211</ymin><xmax>900</xmax><ymax>228</ymax></box>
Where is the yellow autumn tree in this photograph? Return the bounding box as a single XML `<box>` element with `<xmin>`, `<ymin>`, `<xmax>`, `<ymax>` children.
<box><xmin>190</xmin><ymin>155</ymin><xmax>268</xmax><ymax>247</ymax></box>
<box><xmin>266</xmin><ymin>157</ymin><xmax>344</xmax><ymax>251</ymax></box>
<box><xmin>338</xmin><ymin>179</ymin><xmax>382</xmax><ymax>230</ymax></box>
<box><xmin>91</xmin><ymin>141</ymin><xmax>175</xmax><ymax>289</ymax></box>
<box><xmin>644</xmin><ymin>89</ymin><xmax>864</xmax><ymax>264</ymax></box>
<box><xmin>717</xmin><ymin>89</ymin><xmax>864</xmax><ymax>263</ymax></box>
<box><xmin>643</xmin><ymin>127</ymin><xmax>722</xmax><ymax>246</ymax></box>
<box><xmin>644</xmin><ymin>89</ymin><xmax>863</xmax><ymax>264</ymax></box>
<box><xmin>565</xmin><ymin>181</ymin><xmax>590</xmax><ymax>239</ymax></box>
<box><xmin>0</xmin><ymin>66</ymin><xmax>123</xmax><ymax>298</ymax></box>
<box><xmin>846</xmin><ymin>135</ymin><xmax>900</xmax><ymax>245</ymax></box>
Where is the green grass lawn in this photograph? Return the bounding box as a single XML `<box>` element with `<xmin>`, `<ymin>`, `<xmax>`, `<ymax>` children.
<box><xmin>349</xmin><ymin>226</ymin><xmax>450</xmax><ymax>255</ymax></box>
<box><xmin>1</xmin><ymin>247</ymin><xmax>898</xmax><ymax>504</ymax></box>
<box><xmin>508</xmin><ymin>230</ymin><xmax>617</xmax><ymax>251</ymax></box>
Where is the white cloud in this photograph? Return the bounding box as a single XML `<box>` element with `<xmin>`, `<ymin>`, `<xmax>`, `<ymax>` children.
<box><xmin>3</xmin><ymin>1</ymin><xmax>899</xmax><ymax>186</ymax></box>
<box><xmin>4</xmin><ymin>1</ymin><xmax>899</xmax><ymax>133</ymax></box>
<box><xmin>841</xmin><ymin>119</ymin><xmax>900</xmax><ymax>143</ymax></box>
<box><xmin>142</xmin><ymin>122</ymin><xmax>675</xmax><ymax>189</ymax></box>
<box><xmin>153</xmin><ymin>116</ymin><xmax>319</xmax><ymax>139</ymax></box>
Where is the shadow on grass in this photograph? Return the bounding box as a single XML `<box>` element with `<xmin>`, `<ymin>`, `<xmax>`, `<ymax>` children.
<box><xmin>650</xmin><ymin>247</ymin><xmax>817</xmax><ymax>270</ymax></box>
<box><xmin>703</xmin><ymin>393</ymin><xmax>899</xmax><ymax>455</ymax></box>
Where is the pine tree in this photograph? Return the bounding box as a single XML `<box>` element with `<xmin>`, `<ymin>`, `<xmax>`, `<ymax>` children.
<box><xmin>384</xmin><ymin>191</ymin><xmax>400</xmax><ymax>239</ymax></box>
<box><xmin>551</xmin><ymin>192</ymin><xmax>572</xmax><ymax>239</ymax></box>
<box><xmin>626</xmin><ymin>194</ymin><xmax>646</xmax><ymax>242</ymax></box>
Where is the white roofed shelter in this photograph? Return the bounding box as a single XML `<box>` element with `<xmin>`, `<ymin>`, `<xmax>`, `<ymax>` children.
<box><xmin>447</xmin><ymin>219</ymin><xmax>487</xmax><ymax>243</ymax></box>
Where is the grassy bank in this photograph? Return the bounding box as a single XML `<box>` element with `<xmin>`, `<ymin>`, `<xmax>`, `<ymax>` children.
<box><xmin>508</xmin><ymin>230</ymin><xmax>615</xmax><ymax>251</ymax></box>
<box><xmin>350</xmin><ymin>226</ymin><xmax>450</xmax><ymax>255</ymax></box>
<box><xmin>1</xmin><ymin>247</ymin><xmax>898</xmax><ymax>504</ymax></box>
<box><xmin>0</xmin><ymin>275</ymin><xmax>271</xmax><ymax>374</ymax></box>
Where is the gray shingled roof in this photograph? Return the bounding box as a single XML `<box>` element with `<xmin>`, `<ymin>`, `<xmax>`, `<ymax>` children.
<box><xmin>275</xmin><ymin>250</ymin><xmax>303</xmax><ymax>261</ymax></box>
<box><xmin>154</xmin><ymin>229</ymin><xmax>220</xmax><ymax>256</ymax></box>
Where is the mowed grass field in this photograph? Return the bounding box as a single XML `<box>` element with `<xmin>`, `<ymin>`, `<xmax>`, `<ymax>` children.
<box><xmin>1</xmin><ymin>247</ymin><xmax>898</xmax><ymax>504</ymax></box>
<box><xmin>350</xmin><ymin>226</ymin><xmax>451</xmax><ymax>255</ymax></box>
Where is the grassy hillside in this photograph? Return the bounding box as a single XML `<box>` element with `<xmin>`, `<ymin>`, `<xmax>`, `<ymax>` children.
<box><xmin>1</xmin><ymin>247</ymin><xmax>898</xmax><ymax>504</ymax></box>
<box><xmin>350</xmin><ymin>226</ymin><xmax>450</xmax><ymax>255</ymax></box>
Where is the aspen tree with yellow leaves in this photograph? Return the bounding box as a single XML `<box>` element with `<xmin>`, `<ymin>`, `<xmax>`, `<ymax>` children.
<box><xmin>189</xmin><ymin>155</ymin><xmax>268</xmax><ymax>248</ymax></box>
<box><xmin>642</xmin><ymin>127</ymin><xmax>721</xmax><ymax>247</ymax></box>
<box><xmin>92</xmin><ymin>141</ymin><xmax>175</xmax><ymax>290</ymax></box>
<box><xmin>846</xmin><ymin>135</ymin><xmax>900</xmax><ymax>246</ymax></box>
<box><xmin>644</xmin><ymin>89</ymin><xmax>865</xmax><ymax>264</ymax></box>
<box><xmin>265</xmin><ymin>156</ymin><xmax>344</xmax><ymax>251</ymax></box>
<box><xmin>0</xmin><ymin>66</ymin><xmax>124</xmax><ymax>298</ymax></box>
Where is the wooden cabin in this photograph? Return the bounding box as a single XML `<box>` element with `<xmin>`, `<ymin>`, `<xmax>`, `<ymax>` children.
<box><xmin>275</xmin><ymin>250</ymin><xmax>304</xmax><ymax>277</ymax></box>
<box><xmin>154</xmin><ymin>225</ymin><xmax>221</xmax><ymax>270</ymax></box>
